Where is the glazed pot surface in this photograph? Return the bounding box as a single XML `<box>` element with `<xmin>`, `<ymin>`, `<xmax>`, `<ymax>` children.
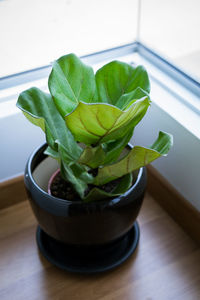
<box><xmin>25</xmin><ymin>143</ymin><xmax>147</xmax><ymax>245</ymax></box>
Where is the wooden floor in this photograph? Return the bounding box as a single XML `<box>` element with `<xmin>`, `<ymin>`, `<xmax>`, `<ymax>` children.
<box><xmin>0</xmin><ymin>194</ymin><xmax>200</xmax><ymax>300</ymax></box>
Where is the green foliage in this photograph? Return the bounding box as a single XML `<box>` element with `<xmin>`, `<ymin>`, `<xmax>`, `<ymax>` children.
<box><xmin>17</xmin><ymin>53</ymin><xmax>173</xmax><ymax>201</ymax></box>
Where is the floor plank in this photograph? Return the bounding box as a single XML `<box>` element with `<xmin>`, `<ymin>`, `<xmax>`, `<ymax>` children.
<box><xmin>0</xmin><ymin>194</ymin><xmax>199</xmax><ymax>300</ymax></box>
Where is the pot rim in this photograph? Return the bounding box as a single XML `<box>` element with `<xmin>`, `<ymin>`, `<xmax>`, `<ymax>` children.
<box><xmin>26</xmin><ymin>143</ymin><xmax>145</xmax><ymax>207</ymax></box>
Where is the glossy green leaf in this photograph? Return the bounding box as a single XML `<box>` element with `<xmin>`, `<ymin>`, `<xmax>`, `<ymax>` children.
<box><xmin>65</xmin><ymin>97</ymin><xmax>150</xmax><ymax>145</ymax></box>
<box><xmin>111</xmin><ymin>173</ymin><xmax>133</xmax><ymax>194</ymax></box>
<box><xmin>44</xmin><ymin>146</ymin><xmax>60</xmax><ymax>160</ymax></box>
<box><xmin>115</xmin><ymin>87</ymin><xmax>150</xmax><ymax>110</ymax></box>
<box><xmin>78</xmin><ymin>145</ymin><xmax>106</xmax><ymax>168</ymax></box>
<box><xmin>102</xmin><ymin>128</ymin><xmax>134</xmax><ymax>164</ymax></box>
<box><xmin>150</xmin><ymin>131</ymin><xmax>173</xmax><ymax>155</ymax></box>
<box><xmin>60</xmin><ymin>162</ymin><xmax>88</xmax><ymax>199</ymax></box>
<box><xmin>83</xmin><ymin>173</ymin><xmax>133</xmax><ymax>202</ymax></box>
<box><xmin>95</xmin><ymin>62</ymin><xmax>150</xmax><ymax>106</ymax></box>
<box><xmin>79</xmin><ymin>128</ymin><xmax>134</xmax><ymax>168</ymax></box>
<box><xmin>17</xmin><ymin>87</ymin><xmax>82</xmax><ymax>161</ymax></box>
<box><xmin>58</xmin><ymin>143</ymin><xmax>94</xmax><ymax>199</ymax></box>
<box><xmin>94</xmin><ymin>131</ymin><xmax>173</xmax><ymax>185</ymax></box>
<box><xmin>48</xmin><ymin>53</ymin><xmax>97</xmax><ymax>117</ymax></box>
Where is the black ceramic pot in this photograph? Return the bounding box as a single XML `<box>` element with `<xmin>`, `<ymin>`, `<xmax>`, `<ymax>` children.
<box><xmin>25</xmin><ymin>143</ymin><xmax>147</xmax><ymax>246</ymax></box>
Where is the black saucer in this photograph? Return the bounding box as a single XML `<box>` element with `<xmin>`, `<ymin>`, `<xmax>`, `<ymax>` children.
<box><xmin>36</xmin><ymin>222</ymin><xmax>139</xmax><ymax>274</ymax></box>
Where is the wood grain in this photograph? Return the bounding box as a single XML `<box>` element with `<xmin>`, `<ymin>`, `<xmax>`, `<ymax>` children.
<box><xmin>0</xmin><ymin>194</ymin><xmax>200</xmax><ymax>300</ymax></box>
<box><xmin>0</xmin><ymin>175</ymin><xmax>26</xmax><ymax>210</ymax></box>
<box><xmin>147</xmin><ymin>165</ymin><xmax>200</xmax><ymax>245</ymax></box>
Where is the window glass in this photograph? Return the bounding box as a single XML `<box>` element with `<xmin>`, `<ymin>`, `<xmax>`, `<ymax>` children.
<box><xmin>0</xmin><ymin>0</ymin><xmax>138</xmax><ymax>77</ymax></box>
<box><xmin>139</xmin><ymin>0</ymin><xmax>200</xmax><ymax>82</ymax></box>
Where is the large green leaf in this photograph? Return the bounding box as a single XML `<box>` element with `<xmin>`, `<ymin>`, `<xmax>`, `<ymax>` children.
<box><xmin>115</xmin><ymin>87</ymin><xmax>150</xmax><ymax>110</ymax></box>
<box><xmin>83</xmin><ymin>173</ymin><xmax>133</xmax><ymax>202</ymax></box>
<box><xmin>65</xmin><ymin>97</ymin><xmax>150</xmax><ymax>145</ymax></box>
<box><xmin>79</xmin><ymin>128</ymin><xmax>134</xmax><ymax>168</ymax></box>
<box><xmin>17</xmin><ymin>87</ymin><xmax>82</xmax><ymax>161</ymax></box>
<box><xmin>102</xmin><ymin>128</ymin><xmax>134</xmax><ymax>164</ymax></box>
<box><xmin>60</xmin><ymin>162</ymin><xmax>88</xmax><ymax>199</ymax></box>
<box><xmin>44</xmin><ymin>146</ymin><xmax>60</xmax><ymax>160</ymax></box>
<box><xmin>78</xmin><ymin>145</ymin><xmax>106</xmax><ymax>168</ymax></box>
<box><xmin>94</xmin><ymin>131</ymin><xmax>173</xmax><ymax>185</ymax></box>
<box><xmin>48</xmin><ymin>53</ymin><xmax>97</xmax><ymax>117</ymax></box>
<box><xmin>95</xmin><ymin>61</ymin><xmax>150</xmax><ymax>106</ymax></box>
<box><xmin>57</xmin><ymin>142</ymin><xmax>94</xmax><ymax>199</ymax></box>
<box><xmin>150</xmin><ymin>131</ymin><xmax>173</xmax><ymax>155</ymax></box>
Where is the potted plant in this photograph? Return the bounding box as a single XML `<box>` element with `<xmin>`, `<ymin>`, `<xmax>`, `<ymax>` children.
<box><xmin>17</xmin><ymin>54</ymin><xmax>173</xmax><ymax>273</ymax></box>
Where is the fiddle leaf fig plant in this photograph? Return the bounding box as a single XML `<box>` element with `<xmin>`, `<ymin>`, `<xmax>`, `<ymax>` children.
<box><xmin>17</xmin><ymin>53</ymin><xmax>173</xmax><ymax>202</ymax></box>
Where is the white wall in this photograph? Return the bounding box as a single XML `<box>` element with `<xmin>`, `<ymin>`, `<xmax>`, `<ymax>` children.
<box><xmin>0</xmin><ymin>111</ymin><xmax>45</xmax><ymax>181</ymax></box>
<box><xmin>131</xmin><ymin>101</ymin><xmax>200</xmax><ymax>211</ymax></box>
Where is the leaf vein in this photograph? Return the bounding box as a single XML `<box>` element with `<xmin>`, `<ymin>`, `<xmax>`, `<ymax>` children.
<box><xmin>78</xmin><ymin>111</ymin><xmax>101</xmax><ymax>137</ymax></box>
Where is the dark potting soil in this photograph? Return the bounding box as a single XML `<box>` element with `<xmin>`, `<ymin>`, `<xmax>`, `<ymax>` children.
<box><xmin>50</xmin><ymin>172</ymin><xmax>122</xmax><ymax>201</ymax></box>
